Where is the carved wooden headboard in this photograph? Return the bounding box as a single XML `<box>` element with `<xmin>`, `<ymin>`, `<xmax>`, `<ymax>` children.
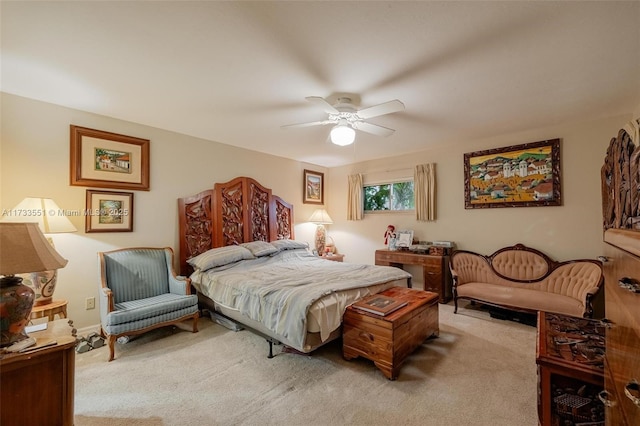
<box><xmin>178</xmin><ymin>176</ymin><xmax>294</xmax><ymax>275</ymax></box>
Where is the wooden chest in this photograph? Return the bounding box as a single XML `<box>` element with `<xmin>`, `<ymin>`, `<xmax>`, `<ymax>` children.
<box><xmin>343</xmin><ymin>287</ymin><xmax>439</xmax><ymax>380</ymax></box>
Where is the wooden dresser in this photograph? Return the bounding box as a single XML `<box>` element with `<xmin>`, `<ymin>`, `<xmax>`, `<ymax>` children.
<box><xmin>598</xmin><ymin>123</ymin><xmax>640</xmax><ymax>425</ymax></box>
<box><xmin>374</xmin><ymin>249</ymin><xmax>452</xmax><ymax>303</ymax></box>
<box><xmin>0</xmin><ymin>319</ymin><xmax>76</xmax><ymax>426</ymax></box>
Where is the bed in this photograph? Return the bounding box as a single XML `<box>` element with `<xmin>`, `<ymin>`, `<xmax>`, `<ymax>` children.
<box><xmin>178</xmin><ymin>176</ymin><xmax>411</xmax><ymax>355</ymax></box>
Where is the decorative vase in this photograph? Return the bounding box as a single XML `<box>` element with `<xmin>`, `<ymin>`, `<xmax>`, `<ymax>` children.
<box><xmin>20</xmin><ymin>270</ymin><xmax>57</xmax><ymax>306</ymax></box>
<box><xmin>0</xmin><ymin>276</ymin><xmax>36</xmax><ymax>347</ymax></box>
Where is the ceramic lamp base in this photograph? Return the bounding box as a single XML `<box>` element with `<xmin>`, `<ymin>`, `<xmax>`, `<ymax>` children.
<box><xmin>25</xmin><ymin>270</ymin><xmax>57</xmax><ymax>306</ymax></box>
<box><xmin>0</xmin><ymin>275</ymin><xmax>36</xmax><ymax>347</ymax></box>
<box><xmin>314</xmin><ymin>225</ymin><xmax>326</xmax><ymax>255</ymax></box>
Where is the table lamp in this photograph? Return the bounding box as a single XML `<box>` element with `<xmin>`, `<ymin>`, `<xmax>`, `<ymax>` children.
<box><xmin>308</xmin><ymin>208</ymin><xmax>333</xmax><ymax>255</ymax></box>
<box><xmin>0</xmin><ymin>222</ymin><xmax>68</xmax><ymax>346</ymax></box>
<box><xmin>0</xmin><ymin>197</ymin><xmax>76</xmax><ymax>305</ymax></box>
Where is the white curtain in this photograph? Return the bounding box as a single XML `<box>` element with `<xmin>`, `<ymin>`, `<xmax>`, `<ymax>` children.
<box><xmin>414</xmin><ymin>163</ymin><xmax>437</xmax><ymax>221</ymax></box>
<box><xmin>347</xmin><ymin>173</ymin><xmax>363</xmax><ymax>221</ymax></box>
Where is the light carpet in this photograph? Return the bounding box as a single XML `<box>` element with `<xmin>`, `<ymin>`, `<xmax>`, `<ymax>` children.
<box><xmin>74</xmin><ymin>303</ymin><xmax>538</xmax><ymax>426</ymax></box>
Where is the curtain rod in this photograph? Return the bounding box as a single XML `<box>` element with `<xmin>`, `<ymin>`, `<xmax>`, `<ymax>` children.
<box><xmin>357</xmin><ymin>167</ymin><xmax>414</xmax><ymax>176</ymax></box>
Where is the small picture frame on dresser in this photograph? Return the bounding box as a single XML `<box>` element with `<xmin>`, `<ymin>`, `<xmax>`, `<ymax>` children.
<box><xmin>396</xmin><ymin>230</ymin><xmax>413</xmax><ymax>248</ymax></box>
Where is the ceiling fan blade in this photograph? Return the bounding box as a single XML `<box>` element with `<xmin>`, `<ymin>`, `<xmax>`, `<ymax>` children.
<box><xmin>356</xmin><ymin>99</ymin><xmax>405</xmax><ymax>119</ymax></box>
<box><xmin>305</xmin><ymin>96</ymin><xmax>340</xmax><ymax>114</ymax></box>
<box><xmin>353</xmin><ymin>121</ymin><xmax>395</xmax><ymax>137</ymax></box>
<box><xmin>281</xmin><ymin>120</ymin><xmax>332</xmax><ymax>130</ymax></box>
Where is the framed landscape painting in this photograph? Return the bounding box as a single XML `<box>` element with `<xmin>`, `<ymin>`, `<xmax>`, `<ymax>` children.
<box><xmin>85</xmin><ymin>190</ymin><xmax>134</xmax><ymax>232</ymax></box>
<box><xmin>303</xmin><ymin>169</ymin><xmax>324</xmax><ymax>204</ymax></box>
<box><xmin>70</xmin><ymin>125</ymin><xmax>150</xmax><ymax>191</ymax></box>
<box><xmin>464</xmin><ymin>139</ymin><xmax>561</xmax><ymax>209</ymax></box>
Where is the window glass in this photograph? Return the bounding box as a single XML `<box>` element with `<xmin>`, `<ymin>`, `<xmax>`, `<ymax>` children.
<box><xmin>364</xmin><ymin>180</ymin><xmax>414</xmax><ymax>212</ymax></box>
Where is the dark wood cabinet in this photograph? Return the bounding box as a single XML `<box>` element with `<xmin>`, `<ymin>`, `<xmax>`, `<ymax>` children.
<box><xmin>0</xmin><ymin>320</ymin><xmax>76</xmax><ymax>426</ymax></box>
<box><xmin>375</xmin><ymin>249</ymin><xmax>452</xmax><ymax>303</ymax></box>
<box><xmin>599</xmin><ymin>124</ymin><xmax>640</xmax><ymax>425</ymax></box>
<box><xmin>536</xmin><ymin>312</ymin><xmax>605</xmax><ymax>426</ymax></box>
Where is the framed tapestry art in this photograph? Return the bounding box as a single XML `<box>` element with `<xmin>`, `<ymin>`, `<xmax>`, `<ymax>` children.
<box><xmin>303</xmin><ymin>169</ymin><xmax>324</xmax><ymax>204</ymax></box>
<box><xmin>85</xmin><ymin>190</ymin><xmax>134</xmax><ymax>233</ymax></box>
<box><xmin>464</xmin><ymin>139</ymin><xmax>561</xmax><ymax>209</ymax></box>
<box><xmin>70</xmin><ymin>125</ymin><xmax>150</xmax><ymax>191</ymax></box>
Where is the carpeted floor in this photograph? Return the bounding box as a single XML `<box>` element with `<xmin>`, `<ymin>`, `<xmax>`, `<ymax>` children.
<box><xmin>74</xmin><ymin>302</ymin><xmax>538</xmax><ymax>426</ymax></box>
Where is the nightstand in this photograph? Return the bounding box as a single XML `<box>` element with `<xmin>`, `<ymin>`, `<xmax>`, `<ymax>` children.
<box><xmin>1</xmin><ymin>319</ymin><xmax>77</xmax><ymax>426</ymax></box>
<box><xmin>30</xmin><ymin>299</ymin><xmax>68</xmax><ymax>322</ymax></box>
<box><xmin>322</xmin><ymin>253</ymin><xmax>344</xmax><ymax>262</ymax></box>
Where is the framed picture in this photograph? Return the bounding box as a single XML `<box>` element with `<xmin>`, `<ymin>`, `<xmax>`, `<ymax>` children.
<box><xmin>85</xmin><ymin>190</ymin><xmax>134</xmax><ymax>233</ymax></box>
<box><xmin>70</xmin><ymin>125</ymin><xmax>150</xmax><ymax>191</ymax></box>
<box><xmin>464</xmin><ymin>139</ymin><xmax>561</xmax><ymax>209</ymax></box>
<box><xmin>303</xmin><ymin>169</ymin><xmax>324</xmax><ymax>204</ymax></box>
<box><xmin>396</xmin><ymin>230</ymin><xmax>414</xmax><ymax>248</ymax></box>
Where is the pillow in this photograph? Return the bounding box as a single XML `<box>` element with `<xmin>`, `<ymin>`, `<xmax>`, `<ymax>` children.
<box><xmin>187</xmin><ymin>245</ymin><xmax>254</xmax><ymax>270</ymax></box>
<box><xmin>270</xmin><ymin>239</ymin><xmax>309</xmax><ymax>251</ymax></box>
<box><xmin>240</xmin><ymin>241</ymin><xmax>279</xmax><ymax>257</ymax></box>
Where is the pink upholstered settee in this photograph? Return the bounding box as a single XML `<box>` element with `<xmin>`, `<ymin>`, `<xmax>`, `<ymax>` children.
<box><xmin>449</xmin><ymin>244</ymin><xmax>603</xmax><ymax>318</ymax></box>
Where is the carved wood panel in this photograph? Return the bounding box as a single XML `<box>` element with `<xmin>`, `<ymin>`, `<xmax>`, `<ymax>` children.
<box><xmin>178</xmin><ymin>190</ymin><xmax>213</xmax><ymax>274</ymax></box>
<box><xmin>219</xmin><ymin>180</ymin><xmax>244</xmax><ymax>246</ymax></box>
<box><xmin>248</xmin><ymin>182</ymin><xmax>270</xmax><ymax>242</ymax></box>
<box><xmin>602</xmin><ymin>128</ymin><xmax>640</xmax><ymax>230</ymax></box>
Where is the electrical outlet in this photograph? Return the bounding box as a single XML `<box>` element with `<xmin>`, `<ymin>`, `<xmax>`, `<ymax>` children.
<box><xmin>85</xmin><ymin>297</ymin><xmax>95</xmax><ymax>310</ymax></box>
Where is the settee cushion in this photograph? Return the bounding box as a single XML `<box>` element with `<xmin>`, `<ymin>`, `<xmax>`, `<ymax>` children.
<box><xmin>456</xmin><ymin>282</ymin><xmax>585</xmax><ymax>318</ymax></box>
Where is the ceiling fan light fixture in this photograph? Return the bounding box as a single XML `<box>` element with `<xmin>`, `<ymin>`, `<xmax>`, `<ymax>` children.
<box><xmin>330</xmin><ymin>122</ymin><xmax>355</xmax><ymax>146</ymax></box>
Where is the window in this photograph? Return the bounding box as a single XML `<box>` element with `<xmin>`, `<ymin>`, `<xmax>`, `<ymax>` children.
<box><xmin>364</xmin><ymin>180</ymin><xmax>414</xmax><ymax>212</ymax></box>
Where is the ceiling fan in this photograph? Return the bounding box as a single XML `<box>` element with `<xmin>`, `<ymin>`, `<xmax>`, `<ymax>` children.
<box><xmin>281</xmin><ymin>96</ymin><xmax>405</xmax><ymax>146</ymax></box>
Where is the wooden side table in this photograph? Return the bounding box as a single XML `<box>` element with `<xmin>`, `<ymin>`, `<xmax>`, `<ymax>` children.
<box><xmin>343</xmin><ymin>287</ymin><xmax>439</xmax><ymax>380</ymax></box>
<box><xmin>30</xmin><ymin>299</ymin><xmax>68</xmax><ymax>321</ymax></box>
<box><xmin>1</xmin><ymin>319</ymin><xmax>76</xmax><ymax>426</ymax></box>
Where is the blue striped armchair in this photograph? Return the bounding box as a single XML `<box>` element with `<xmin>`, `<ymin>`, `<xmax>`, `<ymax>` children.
<box><xmin>98</xmin><ymin>247</ymin><xmax>199</xmax><ymax>361</ymax></box>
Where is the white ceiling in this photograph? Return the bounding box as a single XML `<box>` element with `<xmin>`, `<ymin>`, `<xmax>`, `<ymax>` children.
<box><xmin>2</xmin><ymin>1</ymin><xmax>639</xmax><ymax>167</ymax></box>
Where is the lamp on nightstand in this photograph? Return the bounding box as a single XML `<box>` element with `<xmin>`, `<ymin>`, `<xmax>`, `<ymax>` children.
<box><xmin>0</xmin><ymin>223</ymin><xmax>68</xmax><ymax>346</ymax></box>
<box><xmin>308</xmin><ymin>208</ymin><xmax>333</xmax><ymax>255</ymax></box>
<box><xmin>1</xmin><ymin>198</ymin><xmax>76</xmax><ymax>305</ymax></box>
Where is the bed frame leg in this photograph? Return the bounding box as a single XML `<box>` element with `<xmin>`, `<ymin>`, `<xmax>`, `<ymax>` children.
<box><xmin>267</xmin><ymin>340</ymin><xmax>274</xmax><ymax>358</ymax></box>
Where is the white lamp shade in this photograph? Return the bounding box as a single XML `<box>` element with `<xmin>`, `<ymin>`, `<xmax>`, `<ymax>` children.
<box><xmin>330</xmin><ymin>123</ymin><xmax>355</xmax><ymax>146</ymax></box>
<box><xmin>0</xmin><ymin>223</ymin><xmax>68</xmax><ymax>275</ymax></box>
<box><xmin>1</xmin><ymin>198</ymin><xmax>77</xmax><ymax>233</ymax></box>
<box><xmin>308</xmin><ymin>209</ymin><xmax>333</xmax><ymax>224</ymax></box>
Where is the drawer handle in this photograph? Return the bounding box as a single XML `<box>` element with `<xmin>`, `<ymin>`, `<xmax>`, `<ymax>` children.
<box><xmin>599</xmin><ymin>318</ymin><xmax>614</xmax><ymax>329</ymax></box>
<box><xmin>624</xmin><ymin>380</ymin><xmax>640</xmax><ymax>407</ymax></box>
<box><xmin>618</xmin><ymin>277</ymin><xmax>640</xmax><ymax>293</ymax></box>
<box><xmin>359</xmin><ymin>331</ymin><xmax>374</xmax><ymax>341</ymax></box>
<box><xmin>597</xmin><ymin>390</ymin><xmax>617</xmax><ymax>407</ymax></box>
<box><xmin>598</xmin><ymin>256</ymin><xmax>609</xmax><ymax>262</ymax></box>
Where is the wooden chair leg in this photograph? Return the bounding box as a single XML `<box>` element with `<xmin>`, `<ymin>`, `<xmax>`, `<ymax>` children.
<box><xmin>192</xmin><ymin>314</ymin><xmax>199</xmax><ymax>333</ymax></box>
<box><xmin>108</xmin><ymin>335</ymin><xmax>116</xmax><ymax>362</ymax></box>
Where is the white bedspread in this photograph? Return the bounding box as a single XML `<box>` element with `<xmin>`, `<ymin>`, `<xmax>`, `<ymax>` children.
<box><xmin>190</xmin><ymin>249</ymin><xmax>411</xmax><ymax>349</ymax></box>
